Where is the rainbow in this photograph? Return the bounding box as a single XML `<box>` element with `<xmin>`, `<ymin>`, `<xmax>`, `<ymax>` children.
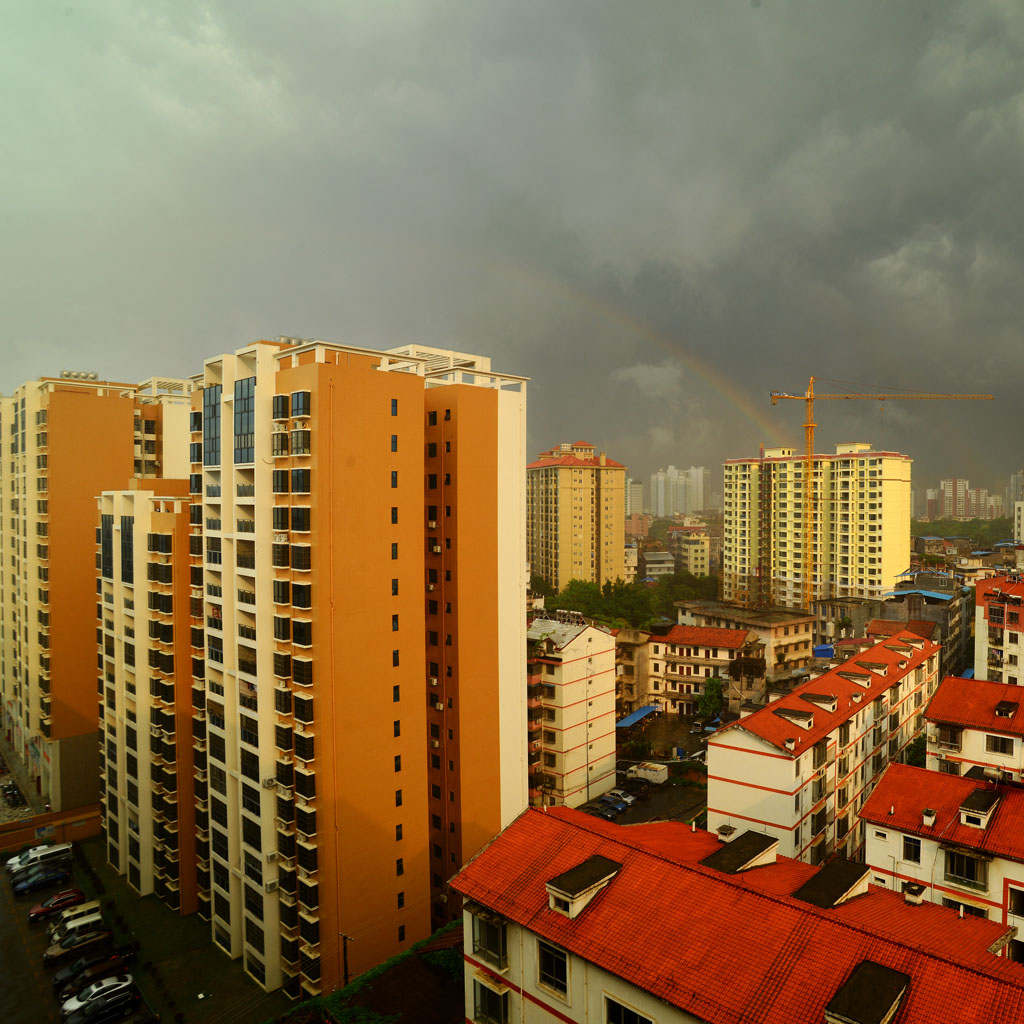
<box><xmin>507</xmin><ymin>264</ymin><xmax>794</xmax><ymax>449</ymax></box>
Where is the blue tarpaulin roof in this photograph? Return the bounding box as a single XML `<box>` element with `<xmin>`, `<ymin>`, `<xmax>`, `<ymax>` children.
<box><xmin>963</xmin><ymin>668</ymin><xmax>975</xmax><ymax>679</ymax></box>
<box><xmin>616</xmin><ymin>705</ymin><xmax>660</xmax><ymax>729</ymax></box>
<box><xmin>882</xmin><ymin>589</ymin><xmax>953</xmax><ymax>601</ymax></box>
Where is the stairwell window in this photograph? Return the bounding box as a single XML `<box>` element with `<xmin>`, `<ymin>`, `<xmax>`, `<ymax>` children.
<box><xmin>538</xmin><ymin>940</ymin><xmax>568</xmax><ymax>996</ymax></box>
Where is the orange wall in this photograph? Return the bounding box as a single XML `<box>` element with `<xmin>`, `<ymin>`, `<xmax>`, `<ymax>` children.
<box><xmin>424</xmin><ymin>386</ymin><xmax>503</xmax><ymax>890</ymax></box>
<box><xmin>49</xmin><ymin>387</ymin><xmax>137</xmax><ymax>740</ymax></box>
<box><xmin>275</xmin><ymin>353</ymin><xmax>431</xmax><ymax>985</ymax></box>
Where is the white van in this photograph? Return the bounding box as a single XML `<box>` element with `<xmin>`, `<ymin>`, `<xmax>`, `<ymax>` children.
<box><xmin>51</xmin><ymin>913</ymin><xmax>104</xmax><ymax>947</ymax></box>
<box><xmin>48</xmin><ymin>900</ymin><xmax>102</xmax><ymax>939</ymax></box>
<box><xmin>7</xmin><ymin>842</ymin><xmax>73</xmax><ymax>877</ymax></box>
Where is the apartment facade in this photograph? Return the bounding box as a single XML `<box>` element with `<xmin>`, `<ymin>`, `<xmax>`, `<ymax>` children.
<box><xmin>0</xmin><ymin>373</ymin><xmax>191</xmax><ymax>810</ymax></box>
<box><xmin>526</xmin><ymin>442</ymin><xmax>625</xmax><ymax>592</ymax></box>
<box><xmin>677</xmin><ymin>600</ymin><xmax>815</xmax><ymax>682</ymax></box>
<box><xmin>184</xmin><ymin>339</ymin><xmax>526</xmax><ymax>997</ymax></box>
<box><xmin>526</xmin><ymin>614</ymin><xmax>615</xmax><ymax>808</ymax></box>
<box><xmin>612</xmin><ymin>628</ymin><xmax>651</xmax><ymax>716</ymax></box>
<box><xmin>861</xmin><ymin>764</ymin><xmax>1024</xmax><ymax>945</ymax></box>
<box><xmin>975</xmin><ymin>574</ymin><xmax>1024</xmax><ymax>684</ymax></box>
<box><xmin>708</xmin><ymin>631</ymin><xmax>940</xmax><ymax>863</ymax></box>
<box><xmin>665</xmin><ymin>525</ymin><xmax>710</xmax><ymax>576</ymax></box>
<box><xmin>647</xmin><ymin>625</ymin><xmax>762</xmax><ymax>715</ymax></box>
<box><xmin>97</xmin><ymin>482</ymin><xmax>198</xmax><ymax>914</ymax></box>
<box><xmin>721</xmin><ymin>442</ymin><xmax>911</xmax><ymax>610</ymax></box>
<box><xmin>451</xmin><ymin>806</ymin><xmax>1024</xmax><ymax>1024</ymax></box>
<box><xmin>924</xmin><ymin>675</ymin><xmax>1024</xmax><ymax>780</ymax></box>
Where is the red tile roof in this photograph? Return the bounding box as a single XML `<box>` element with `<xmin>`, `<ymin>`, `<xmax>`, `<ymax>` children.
<box><xmin>926</xmin><ymin>676</ymin><xmax>1024</xmax><ymax>737</ymax></box>
<box><xmin>527</xmin><ymin>455</ymin><xmax>626</xmax><ymax>469</ymax></box>
<box><xmin>716</xmin><ymin>631</ymin><xmax>939</xmax><ymax>754</ymax></box>
<box><xmin>450</xmin><ymin>808</ymin><xmax>1024</xmax><ymax>1024</ymax></box>
<box><xmin>865</xmin><ymin>619</ymin><xmax>938</xmax><ymax>641</ymax></box>
<box><xmin>658</xmin><ymin>624</ymin><xmax>752</xmax><ymax>649</ymax></box>
<box><xmin>861</xmin><ymin>764</ymin><xmax>1024</xmax><ymax>864</ymax></box>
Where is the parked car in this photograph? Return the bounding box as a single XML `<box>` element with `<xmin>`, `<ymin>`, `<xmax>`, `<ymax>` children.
<box><xmin>6</xmin><ymin>842</ymin><xmax>72</xmax><ymax>876</ymax></box>
<box><xmin>62</xmin><ymin>974</ymin><xmax>134</xmax><ymax>1017</ymax></box>
<box><xmin>48</xmin><ymin>902</ymin><xmax>103</xmax><ymax>939</ymax></box>
<box><xmin>582</xmin><ymin>802</ymin><xmax>617</xmax><ymax>821</ymax></box>
<box><xmin>44</xmin><ymin>928</ymin><xmax>113</xmax><ymax>966</ymax></box>
<box><xmin>598</xmin><ymin>794</ymin><xmax>627</xmax><ymax>814</ymax></box>
<box><xmin>29</xmin><ymin>888</ymin><xmax>86</xmax><ymax>923</ymax></box>
<box><xmin>63</xmin><ymin>984</ymin><xmax>141</xmax><ymax>1024</ymax></box>
<box><xmin>13</xmin><ymin>865</ymin><xmax>71</xmax><ymax>897</ymax></box>
<box><xmin>608</xmin><ymin>788</ymin><xmax>636</xmax><ymax>806</ymax></box>
<box><xmin>53</xmin><ymin>948</ymin><xmax>136</xmax><ymax>992</ymax></box>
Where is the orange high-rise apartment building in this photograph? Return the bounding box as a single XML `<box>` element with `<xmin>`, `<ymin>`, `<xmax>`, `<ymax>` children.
<box><xmin>174</xmin><ymin>338</ymin><xmax>527</xmax><ymax>997</ymax></box>
<box><xmin>0</xmin><ymin>373</ymin><xmax>192</xmax><ymax>809</ymax></box>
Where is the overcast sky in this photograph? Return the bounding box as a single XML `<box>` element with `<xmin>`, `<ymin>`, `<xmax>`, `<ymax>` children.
<box><xmin>4</xmin><ymin>1</ymin><xmax>1022</xmax><ymax>495</ymax></box>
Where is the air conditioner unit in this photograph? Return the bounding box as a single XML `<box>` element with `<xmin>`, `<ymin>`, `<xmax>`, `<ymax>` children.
<box><xmin>431</xmin><ymin>545</ymin><xmax>442</xmax><ymax>554</ymax></box>
<box><xmin>434</xmin><ymin>702</ymin><xmax>445</xmax><ymax>711</ymax></box>
<box><xmin>265</xmin><ymin>879</ymin><xmax>279</xmax><ymax>893</ymax></box>
<box><xmin>427</xmin><ymin>520</ymin><xmax>438</xmax><ymax>528</ymax></box>
<box><xmin>274</xmin><ymin>533</ymin><xmax>288</xmax><ymax>543</ymax></box>
<box><xmin>262</xmin><ymin>778</ymin><xmax>276</xmax><ymax>789</ymax></box>
<box><xmin>429</xmin><ymin>676</ymin><xmax>438</xmax><ymax>686</ymax></box>
<box><xmin>267</xmin><ymin>851</ymin><xmax>279</xmax><ymax>863</ymax></box>
<box><xmin>431</xmin><ymin>740</ymin><xmax>440</xmax><ymax>748</ymax></box>
<box><xmin>426</xmin><ymin>584</ymin><xmax>436</xmax><ymax>591</ymax></box>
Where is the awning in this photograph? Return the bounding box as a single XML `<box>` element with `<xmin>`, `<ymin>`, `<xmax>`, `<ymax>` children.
<box><xmin>616</xmin><ymin>705</ymin><xmax>661</xmax><ymax>729</ymax></box>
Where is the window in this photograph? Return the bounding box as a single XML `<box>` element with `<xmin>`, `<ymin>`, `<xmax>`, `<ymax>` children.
<box><xmin>428</xmin><ymin>411</ymin><xmax>437</xmax><ymax>426</ymax></box>
<box><xmin>986</xmin><ymin>735</ymin><xmax>1014</xmax><ymax>756</ymax></box>
<box><xmin>203</xmin><ymin>384</ymin><xmax>222</xmax><ymax>465</ymax></box>
<box><xmin>234</xmin><ymin>376</ymin><xmax>255</xmax><ymax>463</ymax></box>
<box><xmin>393</xmin><ymin>720</ymin><xmax>401</xmax><ymax>737</ymax></box>
<box><xmin>396</xmin><ymin>858</ymin><xmax>404</xmax><ymax>876</ymax></box>
<box><xmin>291</xmin><ymin>391</ymin><xmax>311</xmax><ymax>416</ymax></box>
<box><xmin>945</xmin><ymin>850</ymin><xmax>988</xmax><ymax>892</ymax></box>
<box><xmin>473</xmin><ymin>981</ymin><xmax>508</xmax><ymax>1024</ymax></box>
<box><xmin>392</xmin><ymin>578</ymin><xmax>399</xmax><ymax>596</ymax></box>
<box><xmin>393</xmin><ymin>685</ymin><xmax>400</xmax><ymax>702</ymax></box>
<box><xmin>391</xmin><ymin>506</ymin><xmax>398</xmax><ymax>524</ymax></box>
<box><xmin>272</xmin><ymin>394</ymin><xmax>290</xmax><ymax>420</ymax></box>
<box><xmin>391</xmin><ymin>470</ymin><xmax>398</xmax><ymax>488</ymax></box>
<box><xmin>903</xmin><ymin>836</ymin><xmax>921</xmax><ymax>864</ymax></box>
<box><xmin>391</xmin><ymin>434</ymin><xmax>398</xmax><ymax>452</ymax></box>
<box><xmin>291</xmin><ymin>469</ymin><xmax>311</xmax><ymax>493</ymax></box>
<box><xmin>538</xmin><ymin>940</ymin><xmax>567</xmax><ymax>995</ymax></box>
<box><xmin>395</xmin><ymin>789</ymin><xmax>402</xmax><ymax>807</ymax></box>
<box><xmin>392</xmin><ymin>650</ymin><xmax>400</xmax><ymax>667</ymax></box>
<box><xmin>397</xmin><ymin>891</ymin><xmax>405</xmax><ymax>908</ymax></box>
<box><xmin>392</xmin><ymin>614</ymin><xmax>399</xmax><ymax>632</ymax></box>
<box><xmin>394</xmin><ymin>755</ymin><xmax>402</xmax><ymax>773</ymax></box>
<box><xmin>472</xmin><ymin>915</ymin><xmax>507</xmax><ymax>968</ymax></box>
<box><xmin>291</xmin><ymin>507</ymin><xmax>311</xmax><ymax>531</ymax></box>
<box><xmin>605</xmin><ymin>998</ymin><xmax>653</xmax><ymax>1024</ymax></box>
<box><xmin>391</xmin><ymin>398</ymin><xmax>398</xmax><ymax>416</ymax></box>
<box><xmin>391</xmin><ymin>543</ymin><xmax>399</xmax><ymax>560</ymax></box>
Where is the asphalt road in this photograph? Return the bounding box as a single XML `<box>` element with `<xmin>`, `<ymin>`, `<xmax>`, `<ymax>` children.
<box><xmin>0</xmin><ymin>864</ymin><xmax>64</xmax><ymax>1024</ymax></box>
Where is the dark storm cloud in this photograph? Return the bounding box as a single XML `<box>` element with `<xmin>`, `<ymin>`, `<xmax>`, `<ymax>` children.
<box><xmin>2</xmin><ymin>1</ymin><xmax>1022</xmax><ymax>492</ymax></box>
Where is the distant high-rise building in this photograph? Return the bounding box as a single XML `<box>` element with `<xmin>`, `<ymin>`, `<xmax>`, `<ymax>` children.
<box><xmin>925</xmin><ymin>488</ymin><xmax>939</xmax><ymax>520</ymax></box>
<box><xmin>648</xmin><ymin>465</ymin><xmax>682</xmax><ymax>518</ymax></box>
<box><xmin>527</xmin><ymin>441</ymin><xmax>626</xmax><ymax>591</ymax></box>
<box><xmin>722</xmin><ymin>442</ymin><xmax>911</xmax><ymax>609</ymax></box>
<box><xmin>624</xmin><ymin>477</ymin><xmax>644</xmax><ymax>517</ymax></box>
<box><xmin>940</xmin><ymin>478</ymin><xmax>968</xmax><ymax>518</ymax></box>
<box><xmin>1016</xmin><ymin>501</ymin><xmax>1024</xmax><ymax>544</ymax></box>
<box><xmin>683</xmin><ymin>466</ymin><xmax>710</xmax><ymax>513</ymax></box>
<box><xmin>0</xmin><ymin>373</ymin><xmax>193</xmax><ymax>810</ymax></box>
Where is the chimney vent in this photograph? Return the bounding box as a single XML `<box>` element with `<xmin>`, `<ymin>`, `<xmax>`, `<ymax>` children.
<box><xmin>922</xmin><ymin>808</ymin><xmax>936</xmax><ymax>827</ymax></box>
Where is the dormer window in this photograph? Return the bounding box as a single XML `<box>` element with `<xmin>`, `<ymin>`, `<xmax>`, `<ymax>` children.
<box><xmin>957</xmin><ymin>788</ymin><xmax>1000</xmax><ymax>830</ymax></box>
<box><xmin>546</xmin><ymin>855</ymin><xmax>622</xmax><ymax>919</ymax></box>
<box><xmin>995</xmin><ymin>701</ymin><xmax>1018</xmax><ymax>719</ymax></box>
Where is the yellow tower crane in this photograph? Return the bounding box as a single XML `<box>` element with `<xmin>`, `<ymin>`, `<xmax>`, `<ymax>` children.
<box><xmin>769</xmin><ymin>376</ymin><xmax>993</xmax><ymax>611</ymax></box>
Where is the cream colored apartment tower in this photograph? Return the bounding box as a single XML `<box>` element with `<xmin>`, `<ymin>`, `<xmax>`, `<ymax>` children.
<box><xmin>97</xmin><ymin>482</ymin><xmax>198</xmax><ymax>915</ymax></box>
<box><xmin>0</xmin><ymin>374</ymin><xmax>191</xmax><ymax>810</ymax></box>
<box><xmin>526</xmin><ymin>442</ymin><xmax>626</xmax><ymax>592</ymax></box>
<box><xmin>189</xmin><ymin>339</ymin><xmax>527</xmax><ymax>998</ymax></box>
<box><xmin>526</xmin><ymin>614</ymin><xmax>616</xmax><ymax>808</ymax></box>
<box><xmin>722</xmin><ymin>443</ymin><xmax>911</xmax><ymax>610</ymax></box>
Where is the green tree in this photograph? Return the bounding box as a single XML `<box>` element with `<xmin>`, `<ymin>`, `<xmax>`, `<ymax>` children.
<box><xmin>905</xmin><ymin>735</ymin><xmax>926</xmax><ymax>768</ymax></box>
<box><xmin>529</xmin><ymin>574</ymin><xmax>555</xmax><ymax>598</ymax></box>
<box><xmin>696</xmin><ymin>678</ymin><xmax>724</xmax><ymax>719</ymax></box>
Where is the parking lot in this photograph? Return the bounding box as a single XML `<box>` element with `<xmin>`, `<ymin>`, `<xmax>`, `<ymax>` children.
<box><xmin>1</xmin><ymin>836</ymin><xmax>294</xmax><ymax>1024</ymax></box>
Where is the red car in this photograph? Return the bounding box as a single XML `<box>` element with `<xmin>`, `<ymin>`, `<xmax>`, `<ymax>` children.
<box><xmin>27</xmin><ymin>887</ymin><xmax>85</xmax><ymax>923</ymax></box>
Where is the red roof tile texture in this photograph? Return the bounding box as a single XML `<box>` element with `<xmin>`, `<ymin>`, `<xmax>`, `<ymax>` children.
<box><xmin>658</xmin><ymin>625</ymin><xmax>752</xmax><ymax>650</ymax></box>
<box><xmin>862</xmin><ymin>763</ymin><xmax>1024</xmax><ymax>864</ymax></box>
<box><xmin>717</xmin><ymin>630</ymin><xmax>939</xmax><ymax>753</ymax></box>
<box><xmin>865</xmin><ymin>619</ymin><xmax>938</xmax><ymax>640</ymax></box>
<box><xmin>451</xmin><ymin>807</ymin><xmax>1024</xmax><ymax>1024</ymax></box>
<box><xmin>926</xmin><ymin>676</ymin><xmax>1024</xmax><ymax>737</ymax></box>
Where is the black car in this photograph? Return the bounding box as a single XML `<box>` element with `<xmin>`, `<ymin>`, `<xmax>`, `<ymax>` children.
<box><xmin>13</xmin><ymin>865</ymin><xmax>71</xmax><ymax>897</ymax></box>
<box><xmin>54</xmin><ymin>947</ymin><xmax>137</xmax><ymax>996</ymax></box>
<box><xmin>63</xmin><ymin>985</ymin><xmax>141</xmax><ymax>1024</ymax></box>
<box><xmin>53</xmin><ymin>951</ymin><xmax>125</xmax><ymax>989</ymax></box>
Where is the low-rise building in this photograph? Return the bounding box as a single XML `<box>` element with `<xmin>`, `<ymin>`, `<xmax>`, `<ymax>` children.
<box><xmin>527</xmin><ymin>613</ymin><xmax>616</xmax><ymax>808</ymax></box>
<box><xmin>861</xmin><ymin>763</ymin><xmax>1024</xmax><ymax>950</ymax></box>
<box><xmin>639</xmin><ymin>549</ymin><xmax>674</xmax><ymax>579</ymax></box>
<box><xmin>708</xmin><ymin>631</ymin><xmax>940</xmax><ymax>863</ymax></box>
<box><xmin>665</xmin><ymin>525</ymin><xmax>709</xmax><ymax>576</ymax></box>
<box><xmin>975</xmin><ymin>574</ymin><xmax>1024</xmax><ymax>684</ymax></box>
<box><xmin>677</xmin><ymin>600</ymin><xmax>816</xmax><ymax>684</ymax></box>
<box><xmin>925</xmin><ymin>675</ymin><xmax>1024</xmax><ymax>780</ymax></box>
<box><xmin>647</xmin><ymin>625</ymin><xmax>763</xmax><ymax>714</ymax></box>
<box><xmin>622</xmin><ymin>543</ymin><xmax>638</xmax><ymax>584</ymax></box>
<box><xmin>451</xmin><ymin>806</ymin><xmax>1024</xmax><ymax>1024</ymax></box>
<box><xmin>612</xmin><ymin>628</ymin><xmax>650</xmax><ymax>716</ymax></box>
